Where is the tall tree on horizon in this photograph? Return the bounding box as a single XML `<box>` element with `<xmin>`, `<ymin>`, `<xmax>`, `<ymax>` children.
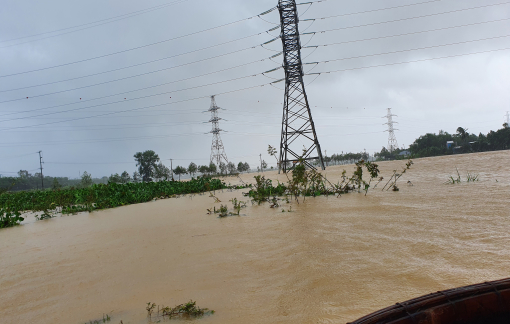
<box><xmin>134</xmin><ymin>150</ymin><xmax>160</xmax><ymax>182</ymax></box>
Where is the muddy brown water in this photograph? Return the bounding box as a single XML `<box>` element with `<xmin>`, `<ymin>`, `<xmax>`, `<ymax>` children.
<box><xmin>1</xmin><ymin>151</ymin><xmax>509</xmax><ymax>324</ymax></box>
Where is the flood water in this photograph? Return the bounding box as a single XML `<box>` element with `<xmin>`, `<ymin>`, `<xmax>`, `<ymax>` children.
<box><xmin>1</xmin><ymin>151</ymin><xmax>509</xmax><ymax>324</ymax></box>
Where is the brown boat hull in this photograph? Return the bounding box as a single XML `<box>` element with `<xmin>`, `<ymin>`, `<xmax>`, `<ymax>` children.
<box><xmin>348</xmin><ymin>278</ymin><xmax>510</xmax><ymax>324</ymax></box>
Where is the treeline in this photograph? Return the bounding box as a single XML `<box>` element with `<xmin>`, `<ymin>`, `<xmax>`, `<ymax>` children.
<box><xmin>0</xmin><ymin>171</ymin><xmax>107</xmax><ymax>192</ymax></box>
<box><xmin>107</xmin><ymin>150</ymin><xmax>251</xmax><ymax>184</ymax></box>
<box><xmin>372</xmin><ymin>123</ymin><xmax>510</xmax><ymax>160</ymax></box>
<box><xmin>1</xmin><ymin>150</ymin><xmax>252</xmax><ymax>192</ymax></box>
<box><xmin>323</xmin><ymin>152</ymin><xmax>371</xmax><ymax>165</ymax></box>
<box><xmin>408</xmin><ymin>124</ymin><xmax>510</xmax><ymax>158</ymax></box>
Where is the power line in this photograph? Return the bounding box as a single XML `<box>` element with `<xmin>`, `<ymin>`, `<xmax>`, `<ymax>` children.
<box><xmin>0</xmin><ymin>83</ymin><xmax>269</xmax><ymax>131</ymax></box>
<box><xmin>7</xmin><ymin>17</ymin><xmax>505</xmax><ymax>118</ymax></box>
<box><xmin>303</xmin><ymin>1</ymin><xmax>510</xmax><ymax>36</ymax></box>
<box><xmin>7</xmin><ymin>23</ymin><xmax>506</xmax><ymax>123</ymax></box>
<box><xmin>305</xmin><ymin>47</ymin><xmax>510</xmax><ymax>77</ymax></box>
<box><xmin>0</xmin><ymin>33</ymin><xmax>279</xmax><ymax>95</ymax></box>
<box><xmin>0</xmin><ymin>130</ymin><xmax>385</xmax><ymax>148</ymax></box>
<box><xmin>3</xmin><ymin>45</ymin><xmax>509</xmax><ymax>131</ymax></box>
<box><xmin>305</xmin><ymin>34</ymin><xmax>510</xmax><ymax>67</ymax></box>
<box><xmin>303</xmin><ymin>17</ymin><xmax>510</xmax><ymax>50</ymax></box>
<box><xmin>0</xmin><ymin>69</ymin><xmax>270</xmax><ymax>123</ymax></box>
<box><xmin>0</xmin><ymin>0</ymin><xmax>190</xmax><ymax>45</ymax></box>
<box><xmin>0</xmin><ymin>6</ymin><xmax>277</xmax><ymax>78</ymax></box>
<box><xmin>2</xmin><ymin>5</ymin><xmax>505</xmax><ymax>105</ymax></box>
<box><xmin>304</xmin><ymin>0</ymin><xmax>449</xmax><ymax>21</ymax></box>
<box><xmin>0</xmin><ymin>48</ymin><xmax>280</xmax><ymax>106</ymax></box>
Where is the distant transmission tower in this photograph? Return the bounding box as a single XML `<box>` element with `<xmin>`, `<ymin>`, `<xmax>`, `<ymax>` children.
<box><xmin>505</xmin><ymin>111</ymin><xmax>509</xmax><ymax>125</ymax></box>
<box><xmin>278</xmin><ymin>0</ymin><xmax>325</xmax><ymax>173</ymax></box>
<box><xmin>207</xmin><ymin>95</ymin><xmax>229</xmax><ymax>166</ymax></box>
<box><xmin>383</xmin><ymin>108</ymin><xmax>399</xmax><ymax>153</ymax></box>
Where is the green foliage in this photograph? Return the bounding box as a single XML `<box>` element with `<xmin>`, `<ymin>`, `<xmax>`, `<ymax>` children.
<box><xmin>208</xmin><ymin>198</ymin><xmax>246</xmax><ymax>217</ymax></box>
<box><xmin>0</xmin><ymin>208</ymin><xmax>24</xmax><ymax>228</ymax></box>
<box><xmin>208</xmin><ymin>162</ymin><xmax>217</xmax><ymax>174</ymax></box>
<box><xmin>227</xmin><ymin>162</ymin><xmax>237</xmax><ymax>175</ymax></box>
<box><xmin>158</xmin><ymin>300</ymin><xmax>213</xmax><ymax>319</ymax></box>
<box><xmin>173</xmin><ymin>166</ymin><xmax>187</xmax><ymax>181</ymax></box>
<box><xmin>237</xmin><ymin>161</ymin><xmax>250</xmax><ymax>173</ymax></box>
<box><xmin>246</xmin><ymin>157</ymin><xmax>411</xmax><ymax>205</ymax></box>
<box><xmin>134</xmin><ymin>150</ymin><xmax>160</xmax><ymax>182</ymax></box>
<box><xmin>248</xmin><ymin>175</ymin><xmax>286</xmax><ymax>204</ymax></box>
<box><xmin>188</xmin><ymin>162</ymin><xmax>198</xmax><ymax>178</ymax></box>
<box><xmin>52</xmin><ymin>178</ymin><xmax>62</xmax><ymax>190</ymax></box>
<box><xmin>0</xmin><ymin>178</ymin><xmax>227</xmax><ymax>227</ymax></box>
<box><xmin>81</xmin><ymin>171</ymin><xmax>93</xmax><ymax>188</ymax></box>
<box><xmin>409</xmin><ymin>124</ymin><xmax>510</xmax><ymax>158</ymax></box>
<box><xmin>444</xmin><ymin>168</ymin><xmax>479</xmax><ymax>184</ymax></box>
<box><xmin>108</xmin><ymin>171</ymin><xmax>132</xmax><ymax>184</ymax></box>
<box><xmin>154</xmin><ymin>162</ymin><xmax>171</xmax><ymax>182</ymax></box>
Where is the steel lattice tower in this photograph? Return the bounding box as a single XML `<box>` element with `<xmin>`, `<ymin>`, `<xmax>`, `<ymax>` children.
<box><xmin>208</xmin><ymin>95</ymin><xmax>229</xmax><ymax>166</ymax></box>
<box><xmin>505</xmin><ymin>111</ymin><xmax>509</xmax><ymax>126</ymax></box>
<box><xmin>278</xmin><ymin>0</ymin><xmax>325</xmax><ymax>173</ymax></box>
<box><xmin>383</xmin><ymin>108</ymin><xmax>399</xmax><ymax>153</ymax></box>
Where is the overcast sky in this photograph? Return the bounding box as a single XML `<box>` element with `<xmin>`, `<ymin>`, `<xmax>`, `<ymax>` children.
<box><xmin>1</xmin><ymin>0</ymin><xmax>509</xmax><ymax>178</ymax></box>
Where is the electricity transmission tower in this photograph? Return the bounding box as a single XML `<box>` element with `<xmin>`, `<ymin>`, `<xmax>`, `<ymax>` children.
<box><xmin>207</xmin><ymin>95</ymin><xmax>229</xmax><ymax>166</ymax></box>
<box><xmin>505</xmin><ymin>111</ymin><xmax>509</xmax><ymax>125</ymax></box>
<box><xmin>278</xmin><ymin>0</ymin><xmax>325</xmax><ymax>173</ymax></box>
<box><xmin>383</xmin><ymin>108</ymin><xmax>399</xmax><ymax>153</ymax></box>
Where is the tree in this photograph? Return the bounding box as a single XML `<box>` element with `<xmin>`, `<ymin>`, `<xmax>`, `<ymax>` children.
<box><xmin>134</xmin><ymin>150</ymin><xmax>160</xmax><ymax>182</ymax></box>
<box><xmin>120</xmin><ymin>171</ymin><xmax>131</xmax><ymax>184</ymax></box>
<box><xmin>209</xmin><ymin>162</ymin><xmax>217</xmax><ymax>175</ymax></box>
<box><xmin>456</xmin><ymin>127</ymin><xmax>468</xmax><ymax>141</ymax></box>
<box><xmin>227</xmin><ymin>162</ymin><xmax>237</xmax><ymax>174</ymax></box>
<box><xmin>238</xmin><ymin>162</ymin><xmax>250</xmax><ymax>173</ymax></box>
<box><xmin>132</xmin><ymin>171</ymin><xmax>141</xmax><ymax>183</ymax></box>
<box><xmin>52</xmin><ymin>178</ymin><xmax>62</xmax><ymax>190</ymax></box>
<box><xmin>81</xmin><ymin>171</ymin><xmax>93</xmax><ymax>188</ymax></box>
<box><xmin>198</xmin><ymin>165</ymin><xmax>209</xmax><ymax>176</ymax></box>
<box><xmin>154</xmin><ymin>162</ymin><xmax>171</xmax><ymax>181</ymax></box>
<box><xmin>261</xmin><ymin>160</ymin><xmax>267</xmax><ymax>171</ymax></box>
<box><xmin>173</xmin><ymin>166</ymin><xmax>187</xmax><ymax>181</ymax></box>
<box><xmin>109</xmin><ymin>173</ymin><xmax>122</xmax><ymax>184</ymax></box>
<box><xmin>188</xmin><ymin>162</ymin><xmax>198</xmax><ymax>178</ymax></box>
<box><xmin>237</xmin><ymin>162</ymin><xmax>246</xmax><ymax>173</ymax></box>
<box><xmin>219</xmin><ymin>162</ymin><xmax>227</xmax><ymax>175</ymax></box>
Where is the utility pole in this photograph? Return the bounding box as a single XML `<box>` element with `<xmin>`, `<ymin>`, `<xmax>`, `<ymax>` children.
<box><xmin>505</xmin><ymin>111</ymin><xmax>509</xmax><ymax>126</ymax></box>
<box><xmin>38</xmin><ymin>151</ymin><xmax>44</xmax><ymax>189</ymax></box>
<box><xmin>278</xmin><ymin>0</ymin><xmax>325</xmax><ymax>173</ymax></box>
<box><xmin>170</xmin><ymin>159</ymin><xmax>174</xmax><ymax>180</ymax></box>
<box><xmin>207</xmin><ymin>95</ymin><xmax>229</xmax><ymax>166</ymax></box>
<box><xmin>383</xmin><ymin>108</ymin><xmax>399</xmax><ymax>153</ymax></box>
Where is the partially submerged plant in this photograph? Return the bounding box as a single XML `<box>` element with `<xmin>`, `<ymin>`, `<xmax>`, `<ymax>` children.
<box><xmin>0</xmin><ymin>208</ymin><xmax>24</xmax><ymax>228</ymax></box>
<box><xmin>146</xmin><ymin>302</ymin><xmax>156</xmax><ymax>318</ymax></box>
<box><xmin>157</xmin><ymin>300</ymin><xmax>214</xmax><ymax>319</ymax></box>
<box><xmin>382</xmin><ymin>159</ymin><xmax>414</xmax><ymax>191</ymax></box>
<box><xmin>444</xmin><ymin>167</ymin><xmax>479</xmax><ymax>184</ymax></box>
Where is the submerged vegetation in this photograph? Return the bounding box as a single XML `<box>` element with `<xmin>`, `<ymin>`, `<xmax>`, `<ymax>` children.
<box><xmin>245</xmin><ymin>149</ymin><xmax>412</xmax><ymax>205</ymax></box>
<box><xmin>0</xmin><ymin>177</ymin><xmax>231</xmax><ymax>228</ymax></box>
<box><xmin>147</xmin><ymin>300</ymin><xmax>214</xmax><ymax>320</ymax></box>
<box><xmin>444</xmin><ymin>167</ymin><xmax>479</xmax><ymax>184</ymax></box>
